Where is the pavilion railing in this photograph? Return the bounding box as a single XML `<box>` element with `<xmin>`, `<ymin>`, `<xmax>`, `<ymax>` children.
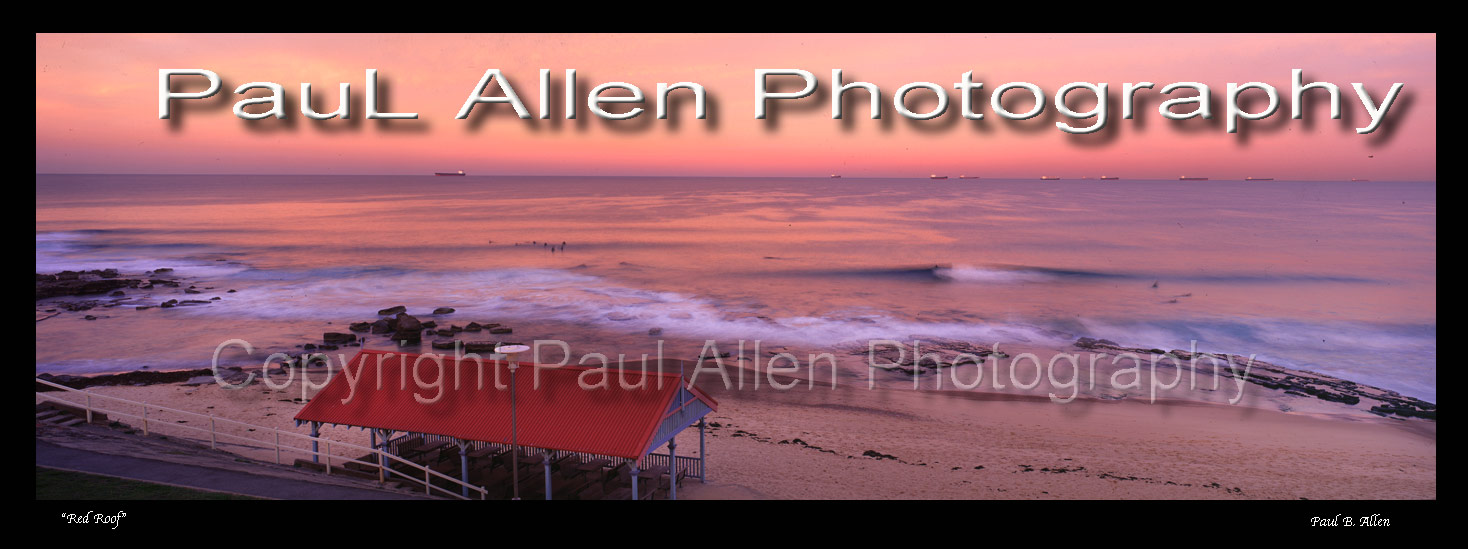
<box><xmin>390</xmin><ymin>433</ymin><xmax>703</xmax><ymax>479</ymax></box>
<box><xmin>639</xmin><ymin>452</ymin><xmax>702</xmax><ymax>479</ymax></box>
<box><xmin>35</xmin><ymin>378</ymin><xmax>489</xmax><ymax>500</ymax></box>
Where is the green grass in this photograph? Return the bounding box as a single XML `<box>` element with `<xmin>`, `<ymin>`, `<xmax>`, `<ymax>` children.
<box><xmin>35</xmin><ymin>467</ymin><xmax>263</xmax><ymax>500</ymax></box>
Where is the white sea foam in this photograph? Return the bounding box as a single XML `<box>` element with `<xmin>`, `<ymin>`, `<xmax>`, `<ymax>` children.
<box><xmin>35</xmin><ymin>231</ymin><xmax>251</xmax><ymax>278</ymax></box>
<box><xmin>157</xmin><ymin>266</ymin><xmax>1064</xmax><ymax>349</ymax></box>
<box><xmin>933</xmin><ymin>264</ymin><xmax>1058</xmax><ymax>283</ymax></box>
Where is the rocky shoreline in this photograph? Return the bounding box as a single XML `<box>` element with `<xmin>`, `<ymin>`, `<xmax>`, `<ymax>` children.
<box><xmin>35</xmin><ymin>267</ymin><xmax>526</xmax><ymax>368</ymax></box>
<box><xmin>35</xmin><ymin>268</ymin><xmax>1436</xmax><ymax>422</ymax></box>
<box><xmin>36</xmin><ymin>369</ymin><xmax>217</xmax><ymax>392</ymax></box>
<box><xmin>36</xmin><ymin>267</ymin><xmax>234</xmax><ymax>314</ymax></box>
<box><xmin>1072</xmin><ymin>337</ymin><xmax>1436</xmax><ymax>420</ymax></box>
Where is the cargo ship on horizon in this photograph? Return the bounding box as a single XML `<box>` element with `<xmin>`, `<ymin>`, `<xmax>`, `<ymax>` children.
<box><xmin>435</xmin><ymin>171</ymin><xmax>466</xmax><ymax>176</ymax></box>
<box><xmin>1178</xmin><ymin>176</ymin><xmax>1209</xmax><ymax>181</ymax></box>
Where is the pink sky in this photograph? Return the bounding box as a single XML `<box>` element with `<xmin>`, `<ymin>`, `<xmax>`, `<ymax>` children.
<box><xmin>35</xmin><ymin>33</ymin><xmax>1436</xmax><ymax>180</ymax></box>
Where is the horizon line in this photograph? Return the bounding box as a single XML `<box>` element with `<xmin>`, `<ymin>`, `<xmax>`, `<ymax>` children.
<box><xmin>34</xmin><ymin>172</ymin><xmax>1436</xmax><ymax>183</ymax></box>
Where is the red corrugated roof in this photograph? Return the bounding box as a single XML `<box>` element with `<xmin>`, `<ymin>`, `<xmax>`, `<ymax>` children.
<box><xmin>294</xmin><ymin>350</ymin><xmax>718</xmax><ymax>459</ymax></box>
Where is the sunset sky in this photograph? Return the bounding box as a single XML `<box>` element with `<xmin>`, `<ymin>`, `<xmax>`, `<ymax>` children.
<box><xmin>35</xmin><ymin>33</ymin><xmax>1436</xmax><ymax>180</ymax></box>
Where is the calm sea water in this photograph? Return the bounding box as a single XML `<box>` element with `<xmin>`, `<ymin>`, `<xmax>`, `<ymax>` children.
<box><xmin>35</xmin><ymin>175</ymin><xmax>1437</xmax><ymax>401</ymax></box>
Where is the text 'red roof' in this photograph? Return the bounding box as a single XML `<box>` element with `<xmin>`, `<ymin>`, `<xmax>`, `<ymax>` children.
<box><xmin>294</xmin><ymin>349</ymin><xmax>717</xmax><ymax>459</ymax></box>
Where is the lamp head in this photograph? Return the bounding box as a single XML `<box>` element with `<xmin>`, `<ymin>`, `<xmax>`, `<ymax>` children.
<box><xmin>495</xmin><ymin>344</ymin><xmax>531</xmax><ymax>367</ymax></box>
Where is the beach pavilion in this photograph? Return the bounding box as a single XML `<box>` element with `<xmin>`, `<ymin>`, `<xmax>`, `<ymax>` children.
<box><xmin>294</xmin><ymin>349</ymin><xmax>717</xmax><ymax>500</ymax></box>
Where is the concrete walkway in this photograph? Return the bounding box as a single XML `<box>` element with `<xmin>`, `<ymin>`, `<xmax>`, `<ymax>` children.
<box><xmin>37</xmin><ymin>440</ymin><xmax>430</xmax><ymax>500</ymax></box>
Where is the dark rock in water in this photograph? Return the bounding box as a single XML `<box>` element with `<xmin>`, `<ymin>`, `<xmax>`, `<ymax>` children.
<box><xmin>56</xmin><ymin>301</ymin><xmax>101</xmax><ymax>311</ymax></box>
<box><xmin>160</xmin><ymin>299</ymin><xmax>179</xmax><ymax>308</ymax></box>
<box><xmin>463</xmin><ymin>342</ymin><xmax>499</xmax><ymax>353</ymax></box>
<box><xmin>37</xmin><ymin>368</ymin><xmax>215</xmax><ymax>392</ymax></box>
<box><xmin>862</xmin><ymin>450</ymin><xmax>899</xmax><ymax>461</ymax></box>
<box><xmin>319</xmin><ymin>344</ymin><xmax>339</xmax><ymax>351</ymax></box>
<box><xmin>303</xmin><ymin>344</ymin><xmax>317</xmax><ymax>350</ymax></box>
<box><xmin>489</xmin><ymin>327</ymin><xmax>513</xmax><ymax>334</ymax></box>
<box><xmin>1074</xmin><ymin>337</ymin><xmax>1119</xmax><ymax>349</ymax></box>
<box><xmin>178</xmin><ymin>300</ymin><xmax>210</xmax><ymax>305</ymax></box>
<box><xmin>433</xmin><ymin>307</ymin><xmax>456</xmax><ymax>315</ymax></box>
<box><xmin>431</xmin><ymin>340</ymin><xmax>458</xmax><ymax>350</ymax></box>
<box><xmin>110</xmin><ymin>290</ymin><xmax>125</xmax><ymax>297</ymax></box>
<box><xmin>36</xmin><ymin>276</ymin><xmax>139</xmax><ymax>300</ymax></box>
<box><xmin>435</xmin><ymin>329</ymin><xmax>455</xmax><ymax>337</ymax></box>
<box><xmin>370</xmin><ymin>319</ymin><xmax>393</xmax><ymax>334</ymax></box>
<box><xmin>391</xmin><ymin>328</ymin><xmax>422</xmax><ymax>344</ymax></box>
<box><xmin>450</xmin><ymin>325</ymin><xmax>463</xmax><ymax>333</ymax></box>
<box><xmin>464</xmin><ymin>322</ymin><xmax>482</xmax><ymax>332</ymax></box>
<box><xmin>421</xmin><ymin>320</ymin><xmax>438</xmax><ymax>329</ymax></box>
<box><xmin>154</xmin><ymin>268</ymin><xmax>174</xmax><ymax>273</ymax></box>
<box><xmin>378</xmin><ymin>305</ymin><xmax>407</xmax><ymax>316</ymax></box>
<box><xmin>227</xmin><ymin>289</ymin><xmax>237</xmax><ymax>293</ymax></box>
<box><xmin>210</xmin><ymin>297</ymin><xmax>221</xmax><ymax>300</ymax></box>
<box><xmin>83</xmin><ymin>315</ymin><xmax>97</xmax><ymax>320</ymax></box>
<box><xmin>150</xmin><ymin>279</ymin><xmax>181</xmax><ymax>287</ymax></box>
<box><xmin>858</xmin><ymin>339</ymin><xmax>992</xmax><ymax>374</ymax></box>
<box><xmin>349</xmin><ymin>322</ymin><xmax>371</xmax><ymax>332</ymax></box>
<box><xmin>323</xmin><ymin>332</ymin><xmax>356</xmax><ymax>344</ymax></box>
<box><xmin>135</xmin><ymin>305</ymin><xmax>153</xmax><ymax>310</ymax></box>
<box><xmin>1370</xmin><ymin>405</ymin><xmax>1435</xmax><ymax>420</ymax></box>
<box><xmin>184</xmin><ymin>288</ymin><xmax>202</xmax><ymax>294</ymax></box>
<box><xmin>648</xmin><ymin>327</ymin><xmax>663</xmax><ymax>336</ymax></box>
<box><xmin>396</xmin><ymin>313</ymin><xmax>422</xmax><ymax>332</ymax></box>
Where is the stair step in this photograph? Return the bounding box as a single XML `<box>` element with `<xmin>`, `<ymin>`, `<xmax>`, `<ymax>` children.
<box><xmin>35</xmin><ymin>410</ymin><xmax>64</xmax><ymax>421</ymax></box>
<box><xmin>57</xmin><ymin>417</ymin><xmax>85</xmax><ymax>427</ymax></box>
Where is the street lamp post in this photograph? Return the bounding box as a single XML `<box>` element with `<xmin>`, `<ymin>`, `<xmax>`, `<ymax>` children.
<box><xmin>496</xmin><ymin>344</ymin><xmax>531</xmax><ymax>501</ymax></box>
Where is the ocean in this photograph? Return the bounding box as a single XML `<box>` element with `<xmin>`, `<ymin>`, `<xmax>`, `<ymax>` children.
<box><xmin>35</xmin><ymin>174</ymin><xmax>1437</xmax><ymax>401</ymax></box>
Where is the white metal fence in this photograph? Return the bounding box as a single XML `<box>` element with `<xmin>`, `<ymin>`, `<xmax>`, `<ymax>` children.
<box><xmin>35</xmin><ymin>378</ymin><xmax>488</xmax><ymax>500</ymax></box>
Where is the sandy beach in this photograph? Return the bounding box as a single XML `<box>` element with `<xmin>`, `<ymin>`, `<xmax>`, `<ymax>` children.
<box><xmin>39</xmin><ymin>358</ymin><xmax>1435</xmax><ymax>500</ymax></box>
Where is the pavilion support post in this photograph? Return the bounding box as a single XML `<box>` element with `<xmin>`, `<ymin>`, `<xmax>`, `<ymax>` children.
<box><xmin>370</xmin><ymin>429</ymin><xmax>378</xmax><ymax>475</ymax></box>
<box><xmin>458</xmin><ymin>439</ymin><xmax>471</xmax><ymax>499</ymax></box>
<box><xmin>378</xmin><ymin>429</ymin><xmax>393</xmax><ymax>477</ymax></box>
<box><xmin>630</xmin><ymin>460</ymin><xmax>640</xmax><ymax>501</ymax></box>
<box><xmin>669</xmin><ymin>439</ymin><xmax>678</xmax><ymax>500</ymax></box>
<box><xmin>311</xmin><ymin>422</ymin><xmax>321</xmax><ymax>463</ymax></box>
<box><xmin>699</xmin><ymin>419</ymin><xmax>707</xmax><ymax>483</ymax></box>
<box><xmin>544</xmin><ymin>451</ymin><xmax>553</xmax><ymax>500</ymax></box>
